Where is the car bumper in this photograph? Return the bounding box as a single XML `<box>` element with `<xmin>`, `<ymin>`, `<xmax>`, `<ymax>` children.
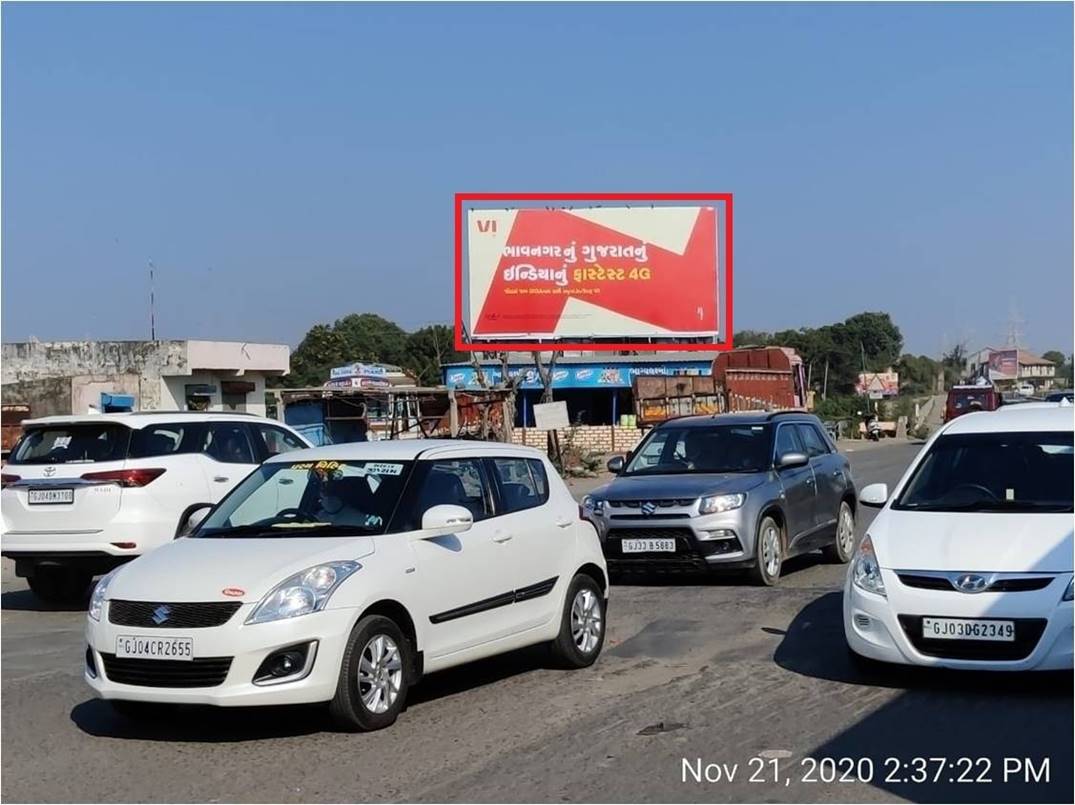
<box><xmin>593</xmin><ymin>510</ymin><xmax>751</xmax><ymax>570</ymax></box>
<box><xmin>85</xmin><ymin>604</ymin><xmax>357</xmax><ymax>706</ymax></box>
<box><xmin>844</xmin><ymin>572</ymin><xmax>1074</xmax><ymax>671</ymax></box>
<box><xmin>2</xmin><ymin>519</ymin><xmax>173</xmax><ymax>562</ymax></box>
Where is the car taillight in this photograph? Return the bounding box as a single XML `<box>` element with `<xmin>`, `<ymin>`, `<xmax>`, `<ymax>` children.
<box><xmin>1</xmin><ymin>473</ymin><xmax>20</xmax><ymax>488</ymax></box>
<box><xmin>81</xmin><ymin>468</ymin><xmax>166</xmax><ymax>487</ymax></box>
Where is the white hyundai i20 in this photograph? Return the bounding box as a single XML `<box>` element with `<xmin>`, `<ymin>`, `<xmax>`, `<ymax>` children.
<box><xmin>84</xmin><ymin>440</ymin><xmax>608</xmax><ymax>730</ymax></box>
<box><xmin>845</xmin><ymin>402</ymin><xmax>1073</xmax><ymax>671</ymax></box>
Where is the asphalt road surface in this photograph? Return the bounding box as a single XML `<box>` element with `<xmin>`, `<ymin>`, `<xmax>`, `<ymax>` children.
<box><xmin>2</xmin><ymin>441</ymin><xmax>1071</xmax><ymax>804</ymax></box>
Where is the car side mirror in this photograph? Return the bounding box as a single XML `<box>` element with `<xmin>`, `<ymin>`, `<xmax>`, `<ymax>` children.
<box><xmin>606</xmin><ymin>455</ymin><xmax>625</xmax><ymax>474</ymax></box>
<box><xmin>417</xmin><ymin>504</ymin><xmax>473</xmax><ymax>538</ymax></box>
<box><xmin>775</xmin><ymin>451</ymin><xmax>809</xmax><ymax>470</ymax></box>
<box><xmin>177</xmin><ymin>503</ymin><xmax>213</xmax><ymax>538</ymax></box>
<box><xmin>859</xmin><ymin>483</ymin><xmax>889</xmax><ymax>508</ymax></box>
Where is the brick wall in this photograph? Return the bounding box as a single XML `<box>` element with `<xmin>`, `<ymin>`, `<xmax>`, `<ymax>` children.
<box><xmin>512</xmin><ymin>425</ymin><xmax>646</xmax><ymax>454</ymax></box>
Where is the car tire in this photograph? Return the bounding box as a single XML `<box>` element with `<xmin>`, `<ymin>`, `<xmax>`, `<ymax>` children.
<box><xmin>27</xmin><ymin>568</ymin><xmax>92</xmax><ymax>603</ymax></box>
<box><xmin>748</xmin><ymin>516</ymin><xmax>783</xmax><ymax>586</ymax></box>
<box><xmin>549</xmin><ymin>574</ymin><xmax>606</xmax><ymax>669</ymax></box>
<box><xmin>329</xmin><ymin>615</ymin><xmax>412</xmax><ymax>732</ymax></box>
<box><xmin>821</xmin><ymin>501</ymin><xmax>855</xmax><ymax>564</ymax></box>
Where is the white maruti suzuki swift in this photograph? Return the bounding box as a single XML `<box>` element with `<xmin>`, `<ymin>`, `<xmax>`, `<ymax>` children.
<box><xmin>845</xmin><ymin>402</ymin><xmax>1073</xmax><ymax>671</ymax></box>
<box><xmin>85</xmin><ymin>440</ymin><xmax>608</xmax><ymax>731</ymax></box>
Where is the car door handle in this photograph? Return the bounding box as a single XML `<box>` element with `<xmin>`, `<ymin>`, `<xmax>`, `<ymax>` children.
<box><xmin>492</xmin><ymin>532</ymin><xmax>513</xmax><ymax>544</ymax></box>
<box><xmin>213</xmin><ymin>476</ymin><xmax>230</xmax><ymax>483</ymax></box>
<box><xmin>555</xmin><ymin>518</ymin><xmax>573</xmax><ymax>529</ymax></box>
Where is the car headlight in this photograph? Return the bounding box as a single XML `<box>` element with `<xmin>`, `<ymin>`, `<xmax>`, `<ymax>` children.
<box><xmin>699</xmin><ymin>493</ymin><xmax>746</xmax><ymax>514</ymax></box>
<box><xmin>851</xmin><ymin>535</ymin><xmax>886</xmax><ymax>597</ymax></box>
<box><xmin>582</xmin><ymin>495</ymin><xmax>604</xmax><ymax>515</ymax></box>
<box><xmin>88</xmin><ymin>567</ymin><xmax>121</xmax><ymax>622</ymax></box>
<box><xmin>246</xmin><ymin>561</ymin><xmax>361</xmax><ymax>625</ymax></box>
<box><xmin>1063</xmin><ymin>579</ymin><xmax>1073</xmax><ymax>602</ymax></box>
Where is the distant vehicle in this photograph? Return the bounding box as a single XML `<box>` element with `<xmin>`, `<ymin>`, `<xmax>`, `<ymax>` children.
<box><xmin>83</xmin><ymin>441</ymin><xmax>607</xmax><ymax>731</ymax></box>
<box><xmin>1</xmin><ymin>412</ymin><xmax>311</xmax><ymax>603</ymax></box>
<box><xmin>943</xmin><ymin>385</ymin><xmax>1000</xmax><ymax>422</ymax></box>
<box><xmin>846</xmin><ymin>402</ymin><xmax>1073</xmax><ymax>671</ymax></box>
<box><xmin>1016</xmin><ymin>383</ymin><xmax>1036</xmax><ymax>397</ymax></box>
<box><xmin>584</xmin><ymin>411</ymin><xmax>856</xmax><ymax>585</ymax></box>
<box><xmin>1045</xmin><ymin>389</ymin><xmax>1074</xmax><ymax>403</ymax></box>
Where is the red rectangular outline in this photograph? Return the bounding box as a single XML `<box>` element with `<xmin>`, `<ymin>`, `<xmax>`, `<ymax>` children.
<box><xmin>454</xmin><ymin>193</ymin><xmax>733</xmax><ymax>352</ymax></box>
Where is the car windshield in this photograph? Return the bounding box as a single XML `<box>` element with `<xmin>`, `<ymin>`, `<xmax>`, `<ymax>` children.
<box><xmin>196</xmin><ymin>458</ymin><xmax>413</xmax><ymax>538</ymax></box>
<box><xmin>8</xmin><ymin>424</ymin><xmax>131</xmax><ymax>464</ymax></box>
<box><xmin>623</xmin><ymin>424</ymin><xmax>771</xmax><ymax>475</ymax></box>
<box><xmin>894</xmin><ymin>431</ymin><xmax>1073</xmax><ymax>513</ymax></box>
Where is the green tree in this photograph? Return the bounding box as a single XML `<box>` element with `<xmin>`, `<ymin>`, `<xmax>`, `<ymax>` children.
<box><xmin>286</xmin><ymin>324</ymin><xmax>350</xmax><ymax>387</ymax></box>
<box><xmin>895</xmin><ymin>354</ymin><xmax>941</xmax><ymax>395</ymax></box>
<box><xmin>403</xmin><ymin>325</ymin><xmax>466</xmax><ymax>386</ymax></box>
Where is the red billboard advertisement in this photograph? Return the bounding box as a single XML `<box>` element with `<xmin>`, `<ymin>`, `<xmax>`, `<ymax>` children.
<box><xmin>455</xmin><ymin>193</ymin><xmax>732</xmax><ymax>352</ymax></box>
<box><xmin>987</xmin><ymin>348</ymin><xmax>1019</xmax><ymax>379</ymax></box>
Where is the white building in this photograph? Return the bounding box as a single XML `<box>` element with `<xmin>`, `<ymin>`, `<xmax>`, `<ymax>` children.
<box><xmin>1</xmin><ymin>339</ymin><xmax>290</xmax><ymax>417</ymax></box>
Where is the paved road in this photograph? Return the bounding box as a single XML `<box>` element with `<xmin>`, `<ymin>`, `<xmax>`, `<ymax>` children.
<box><xmin>2</xmin><ymin>442</ymin><xmax>1071</xmax><ymax>803</ymax></box>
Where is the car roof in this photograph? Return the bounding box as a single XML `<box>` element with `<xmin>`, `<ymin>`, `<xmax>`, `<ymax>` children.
<box><xmin>21</xmin><ymin>411</ymin><xmax>280</xmax><ymax>429</ymax></box>
<box><xmin>942</xmin><ymin>401</ymin><xmax>1074</xmax><ymax>435</ymax></box>
<box><xmin>263</xmin><ymin>438</ymin><xmax>549</xmax><ymax>464</ymax></box>
<box><xmin>658</xmin><ymin>411</ymin><xmax>819</xmax><ymax>428</ymax></box>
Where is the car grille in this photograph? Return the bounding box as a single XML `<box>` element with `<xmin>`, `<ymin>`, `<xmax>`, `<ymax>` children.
<box><xmin>99</xmin><ymin>654</ymin><xmax>233</xmax><ymax>687</ymax></box>
<box><xmin>108</xmin><ymin>600</ymin><xmax>242</xmax><ymax>629</ymax></box>
<box><xmin>897</xmin><ymin>615</ymin><xmax>1047</xmax><ymax>661</ymax></box>
<box><xmin>607</xmin><ymin>499</ymin><xmax>696</xmax><ymax>509</ymax></box>
<box><xmin>897</xmin><ymin>574</ymin><xmax>1054</xmax><ymax>593</ymax></box>
<box><xmin>610</xmin><ymin>513</ymin><xmax>692</xmax><ymax>520</ymax></box>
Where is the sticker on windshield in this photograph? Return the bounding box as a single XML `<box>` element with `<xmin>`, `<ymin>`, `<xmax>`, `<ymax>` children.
<box><xmin>364</xmin><ymin>462</ymin><xmax>404</xmax><ymax>476</ymax></box>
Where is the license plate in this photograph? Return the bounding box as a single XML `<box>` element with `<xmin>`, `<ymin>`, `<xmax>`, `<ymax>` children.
<box><xmin>622</xmin><ymin>538</ymin><xmax>676</xmax><ymax>553</ymax></box>
<box><xmin>27</xmin><ymin>488</ymin><xmax>74</xmax><ymax>505</ymax></box>
<box><xmin>921</xmin><ymin>617</ymin><xmax>1015</xmax><ymax>642</ymax></box>
<box><xmin>116</xmin><ymin>635</ymin><xmax>194</xmax><ymax>661</ymax></box>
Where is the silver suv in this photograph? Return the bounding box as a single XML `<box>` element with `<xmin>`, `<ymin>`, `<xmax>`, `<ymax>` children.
<box><xmin>583</xmin><ymin>411</ymin><xmax>857</xmax><ymax>585</ymax></box>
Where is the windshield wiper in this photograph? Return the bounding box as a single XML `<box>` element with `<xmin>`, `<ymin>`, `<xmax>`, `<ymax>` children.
<box><xmin>198</xmin><ymin>523</ymin><xmax>379</xmax><ymax>539</ymax></box>
<box><xmin>904</xmin><ymin>500</ymin><xmax>1073</xmax><ymax>513</ymax></box>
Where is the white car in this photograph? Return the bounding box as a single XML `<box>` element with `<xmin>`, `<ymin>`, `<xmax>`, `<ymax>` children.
<box><xmin>84</xmin><ymin>440</ymin><xmax>608</xmax><ymax>731</ymax></box>
<box><xmin>845</xmin><ymin>402</ymin><xmax>1073</xmax><ymax>671</ymax></box>
<box><xmin>2</xmin><ymin>412</ymin><xmax>310</xmax><ymax>602</ymax></box>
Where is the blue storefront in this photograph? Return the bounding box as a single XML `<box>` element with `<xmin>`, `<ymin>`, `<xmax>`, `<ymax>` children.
<box><xmin>442</xmin><ymin>355</ymin><xmax>715</xmax><ymax>427</ymax></box>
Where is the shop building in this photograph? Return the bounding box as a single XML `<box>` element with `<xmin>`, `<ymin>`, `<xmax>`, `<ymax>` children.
<box><xmin>1</xmin><ymin>339</ymin><xmax>290</xmax><ymax>417</ymax></box>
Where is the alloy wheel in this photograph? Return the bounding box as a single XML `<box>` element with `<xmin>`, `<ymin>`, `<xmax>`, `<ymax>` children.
<box><xmin>357</xmin><ymin>634</ymin><xmax>403</xmax><ymax>714</ymax></box>
<box><xmin>570</xmin><ymin>588</ymin><xmax>603</xmax><ymax>654</ymax></box>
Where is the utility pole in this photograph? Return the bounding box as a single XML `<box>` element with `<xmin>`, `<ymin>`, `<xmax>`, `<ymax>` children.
<box><xmin>148</xmin><ymin>260</ymin><xmax>157</xmax><ymax>341</ymax></box>
<box><xmin>822</xmin><ymin>359</ymin><xmax>829</xmax><ymax>401</ymax></box>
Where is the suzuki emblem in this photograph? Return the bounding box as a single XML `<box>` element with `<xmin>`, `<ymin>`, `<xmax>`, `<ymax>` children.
<box><xmin>151</xmin><ymin>605</ymin><xmax>172</xmax><ymax>625</ymax></box>
<box><xmin>954</xmin><ymin>574</ymin><xmax>989</xmax><ymax>593</ymax></box>
<box><xmin>641</xmin><ymin>501</ymin><xmax>657</xmax><ymax>516</ymax></box>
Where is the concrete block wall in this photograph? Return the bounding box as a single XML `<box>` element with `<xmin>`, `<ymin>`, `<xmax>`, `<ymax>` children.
<box><xmin>512</xmin><ymin>425</ymin><xmax>646</xmax><ymax>455</ymax></box>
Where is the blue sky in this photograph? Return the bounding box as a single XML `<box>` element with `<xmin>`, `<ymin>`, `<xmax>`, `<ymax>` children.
<box><xmin>2</xmin><ymin>2</ymin><xmax>1071</xmax><ymax>356</ymax></box>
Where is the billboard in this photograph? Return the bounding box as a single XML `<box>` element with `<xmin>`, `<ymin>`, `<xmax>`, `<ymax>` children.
<box><xmin>855</xmin><ymin>371</ymin><xmax>899</xmax><ymax>398</ymax></box>
<box><xmin>987</xmin><ymin>348</ymin><xmax>1019</xmax><ymax>380</ymax></box>
<box><xmin>456</xmin><ymin>194</ymin><xmax>732</xmax><ymax>351</ymax></box>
